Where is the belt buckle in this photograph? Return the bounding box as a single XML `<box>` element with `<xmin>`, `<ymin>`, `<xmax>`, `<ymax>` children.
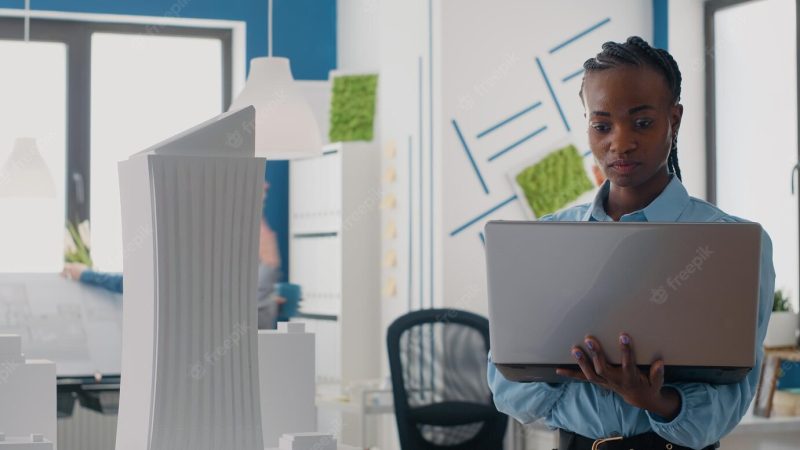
<box><xmin>591</xmin><ymin>436</ymin><xmax>623</xmax><ymax>450</ymax></box>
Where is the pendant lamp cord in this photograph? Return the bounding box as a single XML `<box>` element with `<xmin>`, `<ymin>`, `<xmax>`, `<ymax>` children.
<box><xmin>24</xmin><ymin>0</ymin><xmax>30</xmax><ymax>42</ymax></box>
<box><xmin>268</xmin><ymin>0</ymin><xmax>273</xmax><ymax>57</ymax></box>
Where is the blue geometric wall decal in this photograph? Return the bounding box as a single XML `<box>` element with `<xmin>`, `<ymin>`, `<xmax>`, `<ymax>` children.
<box><xmin>562</xmin><ymin>68</ymin><xmax>585</xmax><ymax>83</ymax></box>
<box><xmin>488</xmin><ymin>125</ymin><xmax>548</xmax><ymax>162</ymax></box>
<box><xmin>549</xmin><ymin>17</ymin><xmax>611</xmax><ymax>54</ymax></box>
<box><xmin>451</xmin><ymin>119</ymin><xmax>490</xmax><ymax>195</ymax></box>
<box><xmin>477</xmin><ymin>101</ymin><xmax>543</xmax><ymax>139</ymax></box>
<box><xmin>450</xmin><ymin>195</ymin><xmax>518</xmax><ymax>237</ymax></box>
<box><xmin>535</xmin><ymin>57</ymin><xmax>571</xmax><ymax>132</ymax></box>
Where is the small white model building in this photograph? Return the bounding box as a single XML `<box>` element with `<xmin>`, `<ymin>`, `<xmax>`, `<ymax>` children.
<box><xmin>0</xmin><ymin>433</ymin><xmax>53</xmax><ymax>449</ymax></box>
<box><xmin>259</xmin><ymin>322</ymin><xmax>316</xmax><ymax>448</ymax></box>
<box><xmin>0</xmin><ymin>335</ymin><xmax>56</xmax><ymax>449</ymax></box>
<box><xmin>278</xmin><ymin>433</ymin><xmax>336</xmax><ymax>450</ymax></box>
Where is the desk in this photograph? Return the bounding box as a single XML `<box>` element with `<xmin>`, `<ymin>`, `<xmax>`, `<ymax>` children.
<box><xmin>0</xmin><ymin>274</ymin><xmax>123</xmax><ymax>450</ymax></box>
<box><xmin>316</xmin><ymin>383</ymin><xmax>394</xmax><ymax>448</ymax></box>
<box><xmin>510</xmin><ymin>411</ymin><xmax>800</xmax><ymax>450</ymax></box>
<box><xmin>0</xmin><ymin>273</ymin><xmax>122</xmax><ymax>377</ymax></box>
<box><xmin>266</xmin><ymin>446</ymin><xmax>359</xmax><ymax>450</ymax></box>
<box><xmin>732</xmin><ymin>413</ymin><xmax>800</xmax><ymax>434</ymax></box>
<box><xmin>721</xmin><ymin>413</ymin><xmax>800</xmax><ymax>450</ymax></box>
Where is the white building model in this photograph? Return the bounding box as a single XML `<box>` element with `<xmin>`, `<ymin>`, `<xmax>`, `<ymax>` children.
<box><xmin>0</xmin><ymin>433</ymin><xmax>53</xmax><ymax>449</ymax></box>
<box><xmin>0</xmin><ymin>335</ymin><xmax>55</xmax><ymax>449</ymax></box>
<box><xmin>116</xmin><ymin>107</ymin><xmax>266</xmax><ymax>450</ymax></box>
<box><xmin>258</xmin><ymin>322</ymin><xmax>316</xmax><ymax>447</ymax></box>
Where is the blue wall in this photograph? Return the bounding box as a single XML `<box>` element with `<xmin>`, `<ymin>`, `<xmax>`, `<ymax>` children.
<box><xmin>0</xmin><ymin>0</ymin><xmax>337</xmax><ymax>281</ymax></box>
<box><xmin>653</xmin><ymin>0</ymin><xmax>669</xmax><ymax>50</ymax></box>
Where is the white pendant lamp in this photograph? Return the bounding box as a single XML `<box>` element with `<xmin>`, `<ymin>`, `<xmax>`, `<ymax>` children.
<box><xmin>0</xmin><ymin>3</ymin><xmax>56</xmax><ymax>198</ymax></box>
<box><xmin>0</xmin><ymin>137</ymin><xmax>56</xmax><ymax>198</ymax></box>
<box><xmin>228</xmin><ymin>0</ymin><xmax>322</xmax><ymax>160</ymax></box>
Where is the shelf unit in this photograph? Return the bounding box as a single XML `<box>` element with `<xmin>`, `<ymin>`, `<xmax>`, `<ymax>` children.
<box><xmin>289</xmin><ymin>141</ymin><xmax>382</xmax><ymax>445</ymax></box>
<box><xmin>288</xmin><ymin>141</ymin><xmax>381</xmax><ymax>386</ymax></box>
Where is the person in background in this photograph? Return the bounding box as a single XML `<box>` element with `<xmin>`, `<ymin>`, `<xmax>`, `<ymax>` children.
<box><xmin>256</xmin><ymin>213</ymin><xmax>285</xmax><ymax>329</ymax></box>
<box><xmin>62</xmin><ymin>262</ymin><xmax>122</xmax><ymax>293</ymax></box>
<box><xmin>63</xmin><ymin>183</ymin><xmax>287</xmax><ymax>329</ymax></box>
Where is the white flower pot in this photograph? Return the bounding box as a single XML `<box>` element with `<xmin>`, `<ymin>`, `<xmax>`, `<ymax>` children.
<box><xmin>764</xmin><ymin>311</ymin><xmax>799</xmax><ymax>348</ymax></box>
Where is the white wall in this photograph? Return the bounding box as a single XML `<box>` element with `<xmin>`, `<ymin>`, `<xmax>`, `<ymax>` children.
<box><xmin>337</xmin><ymin>0</ymin><xmax>380</xmax><ymax>71</ymax></box>
<box><xmin>436</xmin><ymin>1</ymin><xmax>652</xmax><ymax>316</ymax></box>
<box><xmin>373</xmin><ymin>8</ymin><xmax>653</xmax><ymax>448</ymax></box>
<box><xmin>668</xmin><ymin>0</ymin><xmax>707</xmax><ymax>199</ymax></box>
<box><xmin>340</xmin><ymin>0</ymin><xmax>715</xmax><ymax>331</ymax></box>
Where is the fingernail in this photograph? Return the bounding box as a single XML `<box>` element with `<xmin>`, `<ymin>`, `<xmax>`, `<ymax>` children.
<box><xmin>572</xmin><ymin>349</ymin><xmax>583</xmax><ymax>360</ymax></box>
<box><xmin>585</xmin><ymin>340</ymin><xmax>594</xmax><ymax>351</ymax></box>
<box><xmin>620</xmin><ymin>335</ymin><xmax>630</xmax><ymax>345</ymax></box>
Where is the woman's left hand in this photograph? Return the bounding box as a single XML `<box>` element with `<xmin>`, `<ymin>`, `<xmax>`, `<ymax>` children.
<box><xmin>62</xmin><ymin>263</ymin><xmax>88</xmax><ymax>281</ymax></box>
<box><xmin>555</xmin><ymin>334</ymin><xmax>681</xmax><ymax>420</ymax></box>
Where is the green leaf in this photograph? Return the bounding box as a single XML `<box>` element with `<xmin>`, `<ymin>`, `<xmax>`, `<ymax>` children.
<box><xmin>774</xmin><ymin>289</ymin><xmax>793</xmax><ymax>312</ymax></box>
<box><xmin>65</xmin><ymin>220</ymin><xmax>93</xmax><ymax>267</ymax></box>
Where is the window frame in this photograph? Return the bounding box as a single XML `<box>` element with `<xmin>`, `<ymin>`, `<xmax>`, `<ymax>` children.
<box><xmin>0</xmin><ymin>16</ymin><xmax>236</xmax><ymax>231</ymax></box>
<box><xmin>704</xmin><ymin>0</ymin><xmax>800</xmax><ymax>302</ymax></box>
<box><xmin>704</xmin><ymin>0</ymin><xmax>800</xmax><ymax>203</ymax></box>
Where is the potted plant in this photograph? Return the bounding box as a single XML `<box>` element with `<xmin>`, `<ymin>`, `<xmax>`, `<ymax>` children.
<box><xmin>764</xmin><ymin>290</ymin><xmax>799</xmax><ymax>348</ymax></box>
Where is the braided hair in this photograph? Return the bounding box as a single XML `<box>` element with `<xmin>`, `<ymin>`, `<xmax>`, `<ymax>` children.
<box><xmin>580</xmin><ymin>36</ymin><xmax>683</xmax><ymax>180</ymax></box>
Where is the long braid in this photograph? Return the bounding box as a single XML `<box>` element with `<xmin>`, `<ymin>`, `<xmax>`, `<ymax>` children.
<box><xmin>669</xmin><ymin>138</ymin><xmax>682</xmax><ymax>180</ymax></box>
<box><xmin>580</xmin><ymin>36</ymin><xmax>684</xmax><ymax>180</ymax></box>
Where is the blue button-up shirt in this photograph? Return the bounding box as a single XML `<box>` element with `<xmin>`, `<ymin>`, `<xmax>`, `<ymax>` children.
<box><xmin>488</xmin><ymin>175</ymin><xmax>775</xmax><ymax>449</ymax></box>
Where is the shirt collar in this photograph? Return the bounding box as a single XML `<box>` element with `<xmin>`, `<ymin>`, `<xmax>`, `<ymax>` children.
<box><xmin>581</xmin><ymin>174</ymin><xmax>691</xmax><ymax>222</ymax></box>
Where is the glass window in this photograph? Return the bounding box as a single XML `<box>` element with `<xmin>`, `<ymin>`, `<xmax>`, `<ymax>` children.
<box><xmin>714</xmin><ymin>0</ymin><xmax>799</xmax><ymax>309</ymax></box>
<box><xmin>90</xmin><ymin>33</ymin><xmax>224</xmax><ymax>272</ymax></box>
<box><xmin>0</xmin><ymin>41</ymin><xmax>67</xmax><ymax>272</ymax></box>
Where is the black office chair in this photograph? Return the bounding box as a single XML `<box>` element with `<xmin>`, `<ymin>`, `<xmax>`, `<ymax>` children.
<box><xmin>387</xmin><ymin>308</ymin><xmax>508</xmax><ymax>449</ymax></box>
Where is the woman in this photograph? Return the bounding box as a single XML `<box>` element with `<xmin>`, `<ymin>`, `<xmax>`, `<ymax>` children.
<box><xmin>488</xmin><ymin>36</ymin><xmax>775</xmax><ymax>450</ymax></box>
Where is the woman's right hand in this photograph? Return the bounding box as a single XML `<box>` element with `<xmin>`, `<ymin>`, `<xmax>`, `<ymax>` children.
<box><xmin>556</xmin><ymin>334</ymin><xmax>681</xmax><ymax>421</ymax></box>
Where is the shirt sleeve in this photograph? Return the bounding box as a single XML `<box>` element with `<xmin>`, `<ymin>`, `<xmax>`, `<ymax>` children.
<box><xmin>646</xmin><ymin>228</ymin><xmax>775</xmax><ymax>448</ymax></box>
<box><xmin>79</xmin><ymin>270</ymin><xmax>124</xmax><ymax>294</ymax></box>
<box><xmin>487</xmin><ymin>351</ymin><xmax>568</xmax><ymax>424</ymax></box>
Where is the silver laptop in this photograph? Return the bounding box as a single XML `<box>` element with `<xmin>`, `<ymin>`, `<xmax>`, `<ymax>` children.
<box><xmin>485</xmin><ymin>221</ymin><xmax>762</xmax><ymax>384</ymax></box>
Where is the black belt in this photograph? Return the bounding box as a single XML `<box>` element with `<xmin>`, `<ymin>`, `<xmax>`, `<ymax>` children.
<box><xmin>557</xmin><ymin>429</ymin><xmax>720</xmax><ymax>450</ymax></box>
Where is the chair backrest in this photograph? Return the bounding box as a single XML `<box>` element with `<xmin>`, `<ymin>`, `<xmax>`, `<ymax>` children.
<box><xmin>387</xmin><ymin>308</ymin><xmax>500</xmax><ymax>448</ymax></box>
